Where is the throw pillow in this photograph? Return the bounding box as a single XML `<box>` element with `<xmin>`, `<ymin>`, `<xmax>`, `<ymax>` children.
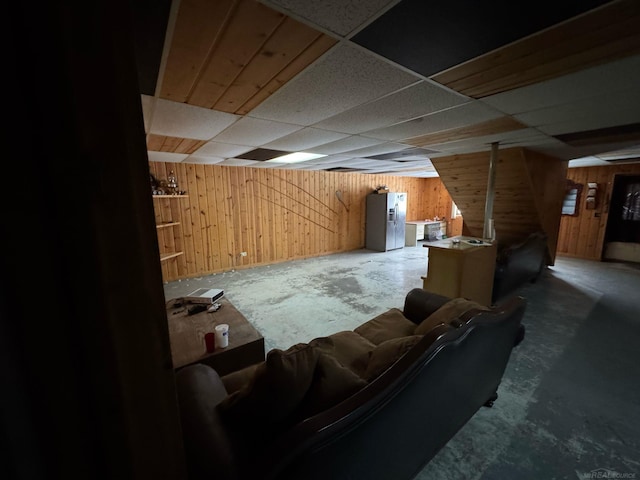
<box><xmin>354</xmin><ymin>308</ymin><xmax>417</xmax><ymax>345</ymax></box>
<box><xmin>309</xmin><ymin>331</ymin><xmax>376</xmax><ymax>378</ymax></box>
<box><xmin>364</xmin><ymin>335</ymin><xmax>423</xmax><ymax>381</ymax></box>
<box><xmin>414</xmin><ymin>298</ymin><xmax>489</xmax><ymax>335</ymax></box>
<box><xmin>220</xmin><ymin>363</ymin><xmax>260</xmax><ymax>395</ymax></box>
<box><xmin>217</xmin><ymin>343</ymin><xmax>319</xmax><ymax>432</ymax></box>
<box><xmin>295</xmin><ymin>352</ymin><xmax>367</xmax><ymax>422</ymax></box>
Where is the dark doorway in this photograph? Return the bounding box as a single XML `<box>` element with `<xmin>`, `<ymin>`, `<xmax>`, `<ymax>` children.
<box><xmin>603</xmin><ymin>174</ymin><xmax>640</xmax><ymax>262</ymax></box>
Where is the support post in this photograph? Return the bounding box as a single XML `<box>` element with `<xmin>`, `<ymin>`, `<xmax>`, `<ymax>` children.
<box><xmin>483</xmin><ymin>142</ymin><xmax>499</xmax><ymax>240</ymax></box>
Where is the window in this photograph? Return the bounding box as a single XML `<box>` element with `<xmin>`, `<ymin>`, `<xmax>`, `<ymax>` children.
<box><xmin>451</xmin><ymin>201</ymin><xmax>461</xmax><ymax>219</ymax></box>
<box><xmin>562</xmin><ymin>180</ymin><xmax>583</xmax><ymax>216</ymax></box>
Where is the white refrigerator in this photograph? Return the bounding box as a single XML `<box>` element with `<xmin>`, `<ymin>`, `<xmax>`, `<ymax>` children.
<box><xmin>365</xmin><ymin>192</ymin><xmax>407</xmax><ymax>251</ymax></box>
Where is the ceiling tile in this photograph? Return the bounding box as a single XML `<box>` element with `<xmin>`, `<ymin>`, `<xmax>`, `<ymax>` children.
<box><xmin>193</xmin><ymin>142</ymin><xmax>253</xmax><ymax>158</ymax></box>
<box><xmin>294</xmin><ymin>164</ymin><xmax>334</xmax><ymax>171</ymax></box>
<box><xmin>263</xmin><ymin>0</ymin><xmax>399</xmax><ymax>36</ymax></box>
<box><xmin>141</xmin><ymin>0</ymin><xmax>640</xmax><ymax>174</ymax></box>
<box><xmin>405</xmin><ymin>116</ymin><xmax>527</xmax><ymax>149</ymax></box>
<box><xmin>268</xmin><ymin>162</ymin><xmax>315</xmax><ymax>170</ymax></box>
<box><xmin>375</xmin><ymin>160</ymin><xmax>426</xmax><ymax>170</ymax></box>
<box><xmin>248</xmin><ymin>43</ymin><xmax>421</xmax><ymax>126</ymax></box>
<box><xmin>308</xmin><ymin>135</ymin><xmax>383</xmax><ymax>154</ymax></box>
<box><xmin>324</xmin><ymin>166</ymin><xmax>366</xmax><ymax>172</ymax></box>
<box><xmin>150</xmin><ymin>99</ymin><xmax>240</xmax><ymax>140</ymax></box>
<box><xmin>535</xmin><ymin>107</ymin><xmax>640</xmax><ymax>138</ymax></box>
<box><xmin>426</xmin><ymin>128</ymin><xmax>551</xmax><ymax>153</ymax></box>
<box><xmin>537</xmin><ymin>142</ymin><xmax>616</xmax><ymax>160</ymax></box>
<box><xmin>213</xmin><ymin>116</ymin><xmax>303</xmax><ymax>146</ymax></box>
<box><xmin>335</xmin><ymin>158</ymin><xmax>385</xmax><ymax>167</ymax></box>
<box><xmin>262</xmin><ymin>127</ymin><xmax>349</xmax><ymax>151</ymax></box>
<box><xmin>352</xmin><ymin>0</ymin><xmax>610</xmax><ymax>77</ymax></box>
<box><xmin>481</xmin><ymin>54</ymin><xmax>640</xmax><ymax>115</ymax></box>
<box><xmin>597</xmin><ymin>146</ymin><xmax>640</xmax><ymax>160</ymax></box>
<box><xmin>395</xmin><ymin>171</ymin><xmax>439</xmax><ymax>178</ymax></box>
<box><xmin>147</xmin><ymin>151</ymin><xmax>189</xmax><ymax>163</ymax></box>
<box><xmin>313</xmin><ymin>81</ymin><xmax>468</xmax><ymax>134</ymax></box>
<box><xmin>339</xmin><ymin>142</ymin><xmax>413</xmax><ymax>157</ymax></box>
<box><xmin>355</xmin><ymin>159</ymin><xmax>406</xmax><ymax>169</ymax></box>
<box><xmin>303</xmin><ymin>154</ymin><xmax>353</xmax><ymax>165</ymax></box>
<box><xmin>553</xmin><ymin>123</ymin><xmax>640</xmax><ymax>149</ymax></box>
<box><xmin>218</xmin><ymin>158</ymin><xmax>260</xmax><ymax>167</ymax></box>
<box><xmin>246</xmin><ymin>161</ymin><xmax>286</xmax><ymax>169</ymax></box>
<box><xmin>236</xmin><ymin>148</ymin><xmax>291</xmax><ymax>161</ymax></box>
<box><xmin>365</xmin><ymin>147</ymin><xmax>437</xmax><ymax>160</ymax></box>
<box><xmin>185</xmin><ymin>155</ymin><xmax>226</xmax><ymax>165</ymax></box>
<box><xmin>515</xmin><ymin>88</ymin><xmax>640</xmax><ymax>135</ymax></box>
<box><xmin>568</xmin><ymin>157</ymin><xmax>610</xmax><ymax>168</ymax></box>
<box><xmin>365</xmin><ymin>161</ymin><xmax>437</xmax><ymax>175</ymax></box>
<box><xmin>364</xmin><ymin>101</ymin><xmax>502</xmax><ymax>141</ymax></box>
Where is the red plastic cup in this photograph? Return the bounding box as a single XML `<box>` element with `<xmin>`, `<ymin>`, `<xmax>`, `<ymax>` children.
<box><xmin>204</xmin><ymin>332</ymin><xmax>216</xmax><ymax>353</ymax></box>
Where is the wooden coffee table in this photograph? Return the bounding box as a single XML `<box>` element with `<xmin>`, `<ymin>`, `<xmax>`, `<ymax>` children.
<box><xmin>166</xmin><ymin>297</ymin><xmax>265</xmax><ymax>375</ymax></box>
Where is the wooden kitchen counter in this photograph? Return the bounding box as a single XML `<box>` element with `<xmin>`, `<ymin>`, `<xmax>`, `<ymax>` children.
<box><xmin>421</xmin><ymin>236</ymin><xmax>497</xmax><ymax>306</ymax></box>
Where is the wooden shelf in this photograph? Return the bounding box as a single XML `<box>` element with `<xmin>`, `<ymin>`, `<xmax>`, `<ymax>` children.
<box><xmin>156</xmin><ymin>222</ymin><xmax>181</xmax><ymax>229</ymax></box>
<box><xmin>153</xmin><ymin>193</ymin><xmax>187</xmax><ymax>279</ymax></box>
<box><xmin>160</xmin><ymin>251</ymin><xmax>184</xmax><ymax>262</ymax></box>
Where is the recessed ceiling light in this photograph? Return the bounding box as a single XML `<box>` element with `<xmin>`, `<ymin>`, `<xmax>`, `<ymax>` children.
<box><xmin>267</xmin><ymin>152</ymin><xmax>327</xmax><ymax>164</ymax></box>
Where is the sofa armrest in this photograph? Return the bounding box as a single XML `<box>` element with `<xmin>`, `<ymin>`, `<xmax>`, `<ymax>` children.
<box><xmin>175</xmin><ymin>364</ymin><xmax>237</xmax><ymax>480</ymax></box>
<box><xmin>402</xmin><ymin>288</ymin><xmax>451</xmax><ymax>324</ymax></box>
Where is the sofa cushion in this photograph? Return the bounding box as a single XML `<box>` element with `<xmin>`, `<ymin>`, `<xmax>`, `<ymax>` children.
<box><xmin>220</xmin><ymin>363</ymin><xmax>261</xmax><ymax>395</ymax></box>
<box><xmin>217</xmin><ymin>343</ymin><xmax>319</xmax><ymax>432</ymax></box>
<box><xmin>414</xmin><ymin>298</ymin><xmax>489</xmax><ymax>335</ymax></box>
<box><xmin>354</xmin><ymin>308</ymin><xmax>417</xmax><ymax>345</ymax></box>
<box><xmin>309</xmin><ymin>331</ymin><xmax>375</xmax><ymax>378</ymax></box>
<box><xmin>364</xmin><ymin>335</ymin><xmax>423</xmax><ymax>381</ymax></box>
<box><xmin>295</xmin><ymin>353</ymin><xmax>368</xmax><ymax>422</ymax></box>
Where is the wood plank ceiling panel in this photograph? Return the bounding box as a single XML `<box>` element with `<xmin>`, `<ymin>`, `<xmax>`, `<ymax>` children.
<box><xmin>432</xmin><ymin>0</ymin><xmax>640</xmax><ymax>98</ymax></box>
<box><xmin>159</xmin><ymin>0</ymin><xmax>236</xmax><ymax>103</ymax></box>
<box><xmin>405</xmin><ymin>117</ymin><xmax>528</xmax><ymax>148</ymax></box>
<box><xmin>236</xmin><ymin>35</ymin><xmax>337</xmax><ymax>115</ymax></box>
<box><xmin>160</xmin><ymin>0</ymin><xmax>337</xmax><ymax>114</ymax></box>
<box><xmin>213</xmin><ymin>16</ymin><xmax>325</xmax><ymax>113</ymax></box>
<box><xmin>188</xmin><ymin>0</ymin><xmax>285</xmax><ymax>109</ymax></box>
<box><xmin>147</xmin><ymin>134</ymin><xmax>206</xmax><ymax>154</ymax></box>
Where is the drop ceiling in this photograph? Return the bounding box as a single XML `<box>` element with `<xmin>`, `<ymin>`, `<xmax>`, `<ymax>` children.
<box><xmin>137</xmin><ymin>0</ymin><xmax>640</xmax><ymax>177</ymax></box>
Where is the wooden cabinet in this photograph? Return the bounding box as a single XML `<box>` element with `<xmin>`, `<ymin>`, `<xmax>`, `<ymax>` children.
<box><xmin>152</xmin><ymin>194</ymin><xmax>188</xmax><ymax>266</ymax></box>
<box><xmin>421</xmin><ymin>236</ymin><xmax>496</xmax><ymax>306</ymax></box>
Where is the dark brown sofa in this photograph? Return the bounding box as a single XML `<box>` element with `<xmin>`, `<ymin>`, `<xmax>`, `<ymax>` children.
<box><xmin>175</xmin><ymin>288</ymin><xmax>526</xmax><ymax>480</ymax></box>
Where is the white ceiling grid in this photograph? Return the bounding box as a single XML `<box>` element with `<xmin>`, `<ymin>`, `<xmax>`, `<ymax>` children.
<box><xmin>142</xmin><ymin>0</ymin><xmax>640</xmax><ymax>175</ymax></box>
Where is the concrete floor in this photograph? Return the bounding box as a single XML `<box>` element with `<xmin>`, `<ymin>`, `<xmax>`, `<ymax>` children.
<box><xmin>164</xmin><ymin>244</ymin><xmax>640</xmax><ymax>480</ymax></box>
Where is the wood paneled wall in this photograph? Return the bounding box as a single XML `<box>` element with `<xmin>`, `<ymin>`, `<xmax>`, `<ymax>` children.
<box><xmin>152</xmin><ymin>159</ymin><xmax>640</xmax><ymax>276</ymax></box>
<box><xmin>150</xmin><ymin>162</ymin><xmax>451</xmax><ymax>282</ymax></box>
<box><xmin>432</xmin><ymin>147</ymin><xmax>567</xmax><ymax>263</ymax></box>
<box><xmin>420</xmin><ymin>177</ymin><xmax>464</xmax><ymax>237</ymax></box>
<box><xmin>522</xmin><ymin>149</ymin><xmax>569</xmax><ymax>262</ymax></box>
<box><xmin>557</xmin><ymin>163</ymin><xmax>640</xmax><ymax>260</ymax></box>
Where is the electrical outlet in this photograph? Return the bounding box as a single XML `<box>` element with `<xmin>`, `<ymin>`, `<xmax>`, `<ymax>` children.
<box><xmin>240</xmin><ymin>252</ymin><xmax>247</xmax><ymax>257</ymax></box>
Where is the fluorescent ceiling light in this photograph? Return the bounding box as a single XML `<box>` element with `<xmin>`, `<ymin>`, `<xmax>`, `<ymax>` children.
<box><xmin>267</xmin><ymin>152</ymin><xmax>327</xmax><ymax>163</ymax></box>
